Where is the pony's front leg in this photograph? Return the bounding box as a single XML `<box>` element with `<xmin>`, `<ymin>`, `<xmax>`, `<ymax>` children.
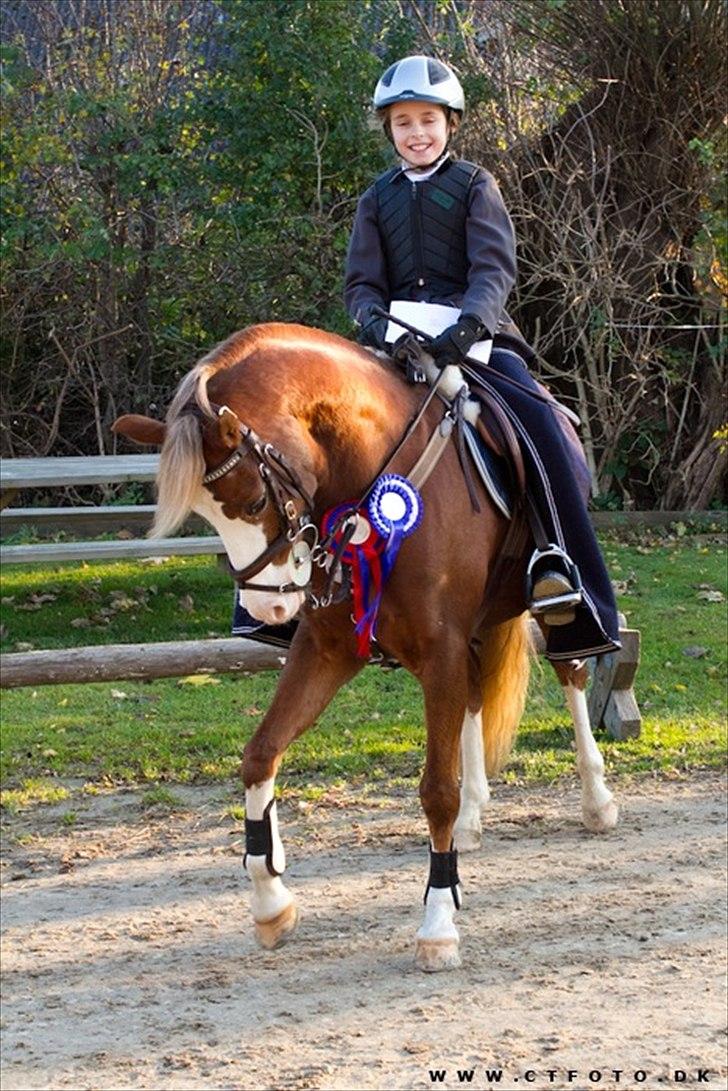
<box><xmin>554</xmin><ymin>660</ymin><xmax>619</xmax><ymax>833</ymax></box>
<box><xmin>415</xmin><ymin>646</ymin><xmax>468</xmax><ymax>972</ymax></box>
<box><xmin>241</xmin><ymin>623</ymin><xmax>361</xmax><ymax>950</ymax></box>
<box><xmin>244</xmin><ymin>776</ymin><xmax>297</xmax><ymax>949</ymax></box>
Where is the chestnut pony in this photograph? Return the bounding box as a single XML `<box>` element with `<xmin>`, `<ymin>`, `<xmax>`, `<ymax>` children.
<box><xmin>114</xmin><ymin>322</ymin><xmax>617</xmax><ymax>972</ymax></box>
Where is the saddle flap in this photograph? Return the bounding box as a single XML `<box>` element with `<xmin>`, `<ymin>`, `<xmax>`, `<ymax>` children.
<box><xmin>475</xmin><ymin>398</ymin><xmax>526</xmax><ymax>495</ymax></box>
<box><xmin>462</xmin><ymin>423</ymin><xmax>513</xmax><ymax>520</ymax></box>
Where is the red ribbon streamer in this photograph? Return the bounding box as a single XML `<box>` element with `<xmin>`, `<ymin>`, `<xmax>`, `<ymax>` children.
<box><xmin>321</xmin><ymin>504</ymin><xmax>387</xmax><ymax>657</ymax></box>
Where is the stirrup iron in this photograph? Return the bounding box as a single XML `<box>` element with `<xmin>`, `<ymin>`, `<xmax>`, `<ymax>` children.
<box><xmin>526</xmin><ymin>545</ymin><xmax>583</xmax><ymax>613</ymax></box>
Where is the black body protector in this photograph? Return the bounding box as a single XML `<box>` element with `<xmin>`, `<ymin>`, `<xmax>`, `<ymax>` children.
<box><xmin>375</xmin><ymin>159</ymin><xmax>482</xmax><ymax>306</ymax></box>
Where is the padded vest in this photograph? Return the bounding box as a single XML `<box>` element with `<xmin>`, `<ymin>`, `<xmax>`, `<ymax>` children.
<box><xmin>374</xmin><ymin>158</ymin><xmax>482</xmax><ymax>303</ymax></box>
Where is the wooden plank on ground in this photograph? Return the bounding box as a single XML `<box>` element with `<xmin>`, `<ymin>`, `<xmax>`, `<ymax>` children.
<box><xmin>0</xmin><ymin>638</ymin><xmax>285</xmax><ymax>688</ymax></box>
<box><xmin>587</xmin><ymin>629</ymin><xmax>641</xmax><ymax>740</ymax></box>
<box><xmin>602</xmin><ymin>688</ymin><xmax>642</xmax><ymax>739</ymax></box>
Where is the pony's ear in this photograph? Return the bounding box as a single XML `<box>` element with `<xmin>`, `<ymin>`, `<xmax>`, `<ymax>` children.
<box><xmin>218</xmin><ymin>407</ymin><xmax>241</xmax><ymax>450</ymax></box>
<box><xmin>112</xmin><ymin>414</ymin><xmax>166</xmax><ymax>447</ymax></box>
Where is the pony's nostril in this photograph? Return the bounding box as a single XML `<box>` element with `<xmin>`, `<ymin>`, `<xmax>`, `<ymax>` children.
<box><xmin>271</xmin><ymin>605</ymin><xmax>288</xmax><ymax>623</ymax></box>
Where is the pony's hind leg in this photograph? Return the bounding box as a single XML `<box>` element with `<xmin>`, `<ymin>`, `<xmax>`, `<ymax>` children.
<box><xmin>241</xmin><ymin>622</ymin><xmax>362</xmax><ymax>950</ymax></box>
<box><xmin>453</xmin><ymin>620</ymin><xmax>529</xmax><ymax>852</ymax></box>
<box><xmin>453</xmin><ymin>707</ymin><xmax>489</xmax><ymax>852</ymax></box>
<box><xmin>554</xmin><ymin>659</ymin><xmax>618</xmax><ymax>832</ymax></box>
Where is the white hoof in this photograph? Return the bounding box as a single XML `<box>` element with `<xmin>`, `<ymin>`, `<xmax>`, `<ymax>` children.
<box><xmin>582</xmin><ymin>796</ymin><xmax>619</xmax><ymax>833</ymax></box>
<box><xmin>415</xmin><ymin>937</ymin><xmax>461</xmax><ymax>972</ymax></box>
<box><xmin>453</xmin><ymin>822</ymin><xmax>481</xmax><ymax>852</ymax></box>
<box><xmin>254</xmin><ymin>900</ymin><xmax>299</xmax><ymax>949</ymax></box>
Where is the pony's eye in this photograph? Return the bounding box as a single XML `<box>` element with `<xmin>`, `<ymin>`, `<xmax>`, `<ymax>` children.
<box><xmin>246</xmin><ymin>493</ymin><xmax>267</xmax><ymax>517</ymax></box>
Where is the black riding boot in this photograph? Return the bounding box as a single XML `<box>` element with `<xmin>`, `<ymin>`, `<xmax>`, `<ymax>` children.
<box><xmin>471</xmin><ymin>345</ymin><xmax>621</xmax><ymax>660</ymax></box>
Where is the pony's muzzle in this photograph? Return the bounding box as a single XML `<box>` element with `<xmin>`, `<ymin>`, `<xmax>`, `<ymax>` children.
<box><xmin>242</xmin><ymin>587</ymin><xmax>304</xmax><ymax>625</ymax></box>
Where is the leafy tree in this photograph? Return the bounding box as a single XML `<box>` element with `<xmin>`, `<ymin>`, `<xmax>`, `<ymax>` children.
<box><xmin>0</xmin><ymin>0</ymin><xmax>411</xmax><ymax>461</ymax></box>
<box><xmin>1</xmin><ymin>0</ymin><xmax>217</xmax><ymax>456</ymax></box>
<box><xmin>191</xmin><ymin>0</ymin><xmax>413</xmax><ymax>332</ymax></box>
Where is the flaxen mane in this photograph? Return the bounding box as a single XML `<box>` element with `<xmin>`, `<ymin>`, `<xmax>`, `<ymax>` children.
<box><xmin>152</xmin><ymin>328</ymin><xmax>266</xmax><ymax>537</ymax></box>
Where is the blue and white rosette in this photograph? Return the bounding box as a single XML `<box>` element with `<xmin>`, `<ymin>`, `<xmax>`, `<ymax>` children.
<box><xmin>367</xmin><ymin>473</ymin><xmax>423</xmax><ymax>542</ymax></box>
<box><xmin>366</xmin><ymin>473</ymin><xmax>423</xmax><ymax>598</ymax></box>
<box><xmin>321</xmin><ymin>476</ymin><xmax>423</xmax><ymax>656</ymax></box>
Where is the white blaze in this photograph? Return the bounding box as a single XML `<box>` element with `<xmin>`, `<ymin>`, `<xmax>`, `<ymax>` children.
<box><xmin>193</xmin><ymin>490</ymin><xmax>305</xmax><ymax>624</ymax></box>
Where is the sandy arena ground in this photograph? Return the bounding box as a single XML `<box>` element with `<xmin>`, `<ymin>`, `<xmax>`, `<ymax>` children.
<box><xmin>1</xmin><ymin>772</ymin><xmax>726</xmax><ymax>1091</ymax></box>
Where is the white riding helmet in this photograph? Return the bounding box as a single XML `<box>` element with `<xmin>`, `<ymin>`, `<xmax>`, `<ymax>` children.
<box><xmin>373</xmin><ymin>55</ymin><xmax>465</xmax><ymax>115</ymax></box>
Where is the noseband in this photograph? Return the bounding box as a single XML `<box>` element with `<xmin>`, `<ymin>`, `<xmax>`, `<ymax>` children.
<box><xmin>202</xmin><ymin>407</ymin><xmax>318</xmax><ymax>595</ymax></box>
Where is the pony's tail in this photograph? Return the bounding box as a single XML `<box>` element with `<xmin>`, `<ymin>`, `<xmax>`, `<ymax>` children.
<box><xmin>480</xmin><ymin>614</ymin><xmax>531</xmax><ymax>778</ymax></box>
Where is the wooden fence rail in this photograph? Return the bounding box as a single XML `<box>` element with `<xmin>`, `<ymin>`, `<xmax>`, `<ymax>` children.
<box><xmin>0</xmin><ymin>622</ymin><xmax>642</xmax><ymax>740</ymax></box>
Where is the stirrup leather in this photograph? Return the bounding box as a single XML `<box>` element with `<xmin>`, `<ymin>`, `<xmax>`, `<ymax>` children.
<box><xmin>526</xmin><ymin>545</ymin><xmax>583</xmax><ymax>613</ymax></box>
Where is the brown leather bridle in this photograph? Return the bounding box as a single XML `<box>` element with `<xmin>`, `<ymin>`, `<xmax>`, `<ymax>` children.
<box><xmin>202</xmin><ymin>409</ymin><xmax>318</xmax><ymax>595</ymax></box>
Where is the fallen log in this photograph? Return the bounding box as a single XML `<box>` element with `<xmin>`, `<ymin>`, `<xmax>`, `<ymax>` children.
<box><xmin>0</xmin><ymin>638</ymin><xmax>286</xmax><ymax>689</ymax></box>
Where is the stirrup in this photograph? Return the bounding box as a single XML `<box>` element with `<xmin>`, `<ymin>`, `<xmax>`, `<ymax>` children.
<box><xmin>526</xmin><ymin>545</ymin><xmax>583</xmax><ymax>617</ymax></box>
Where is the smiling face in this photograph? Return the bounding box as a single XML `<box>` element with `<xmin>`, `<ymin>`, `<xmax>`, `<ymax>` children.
<box><xmin>388</xmin><ymin>100</ymin><xmax>450</xmax><ymax>168</ymax></box>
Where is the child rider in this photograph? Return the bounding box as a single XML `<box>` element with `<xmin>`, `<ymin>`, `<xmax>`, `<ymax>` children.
<box><xmin>344</xmin><ymin>55</ymin><xmax>620</xmax><ymax>661</ymax></box>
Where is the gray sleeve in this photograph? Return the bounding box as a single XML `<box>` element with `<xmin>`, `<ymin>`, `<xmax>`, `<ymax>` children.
<box><xmin>461</xmin><ymin>172</ymin><xmax>516</xmax><ymax>336</ymax></box>
<box><xmin>343</xmin><ymin>185</ymin><xmax>390</xmax><ymax>324</ymax></box>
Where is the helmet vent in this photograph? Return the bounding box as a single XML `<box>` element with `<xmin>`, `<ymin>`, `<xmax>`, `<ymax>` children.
<box><xmin>427</xmin><ymin>59</ymin><xmax>451</xmax><ymax>85</ymax></box>
<box><xmin>380</xmin><ymin>62</ymin><xmax>398</xmax><ymax>88</ymax></box>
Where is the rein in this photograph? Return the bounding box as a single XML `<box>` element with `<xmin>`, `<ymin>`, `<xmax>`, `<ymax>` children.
<box><xmin>370</xmin><ymin>306</ymin><xmax>582</xmax><ymax>426</ymax></box>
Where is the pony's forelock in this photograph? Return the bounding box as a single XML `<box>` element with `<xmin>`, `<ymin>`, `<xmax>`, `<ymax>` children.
<box><xmin>165</xmin><ymin>362</ymin><xmax>215</xmax><ymax>424</ymax></box>
<box><xmin>152</xmin><ymin>414</ymin><xmax>205</xmax><ymax>538</ymax></box>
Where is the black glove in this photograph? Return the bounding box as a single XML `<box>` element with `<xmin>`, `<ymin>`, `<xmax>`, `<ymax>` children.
<box><xmin>391</xmin><ymin>332</ymin><xmax>422</xmax><ymax>362</ymax></box>
<box><xmin>356</xmin><ymin>306</ymin><xmax>388</xmax><ymax>351</ymax></box>
<box><xmin>429</xmin><ymin>314</ymin><xmax>487</xmax><ymax>366</ymax></box>
<box><xmin>391</xmin><ymin>332</ymin><xmax>429</xmax><ymax>383</ymax></box>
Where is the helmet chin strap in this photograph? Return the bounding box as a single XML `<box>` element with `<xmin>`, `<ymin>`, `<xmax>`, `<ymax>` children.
<box><xmin>401</xmin><ymin>151</ymin><xmax>450</xmax><ymax>174</ymax></box>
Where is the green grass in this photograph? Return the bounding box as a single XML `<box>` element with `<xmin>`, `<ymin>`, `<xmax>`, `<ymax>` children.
<box><xmin>140</xmin><ymin>785</ymin><xmax>186</xmax><ymax>812</ymax></box>
<box><xmin>0</xmin><ymin>555</ymin><xmax>232</xmax><ymax>649</ymax></box>
<box><xmin>0</xmin><ymin>535</ymin><xmax>725</xmax><ymax>811</ymax></box>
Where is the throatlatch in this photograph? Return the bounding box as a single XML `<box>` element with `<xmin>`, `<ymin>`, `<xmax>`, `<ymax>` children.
<box><xmin>425</xmin><ymin>842</ymin><xmax>461</xmax><ymax>909</ymax></box>
<box><xmin>244</xmin><ymin>798</ymin><xmax>282</xmax><ymax>877</ymax></box>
